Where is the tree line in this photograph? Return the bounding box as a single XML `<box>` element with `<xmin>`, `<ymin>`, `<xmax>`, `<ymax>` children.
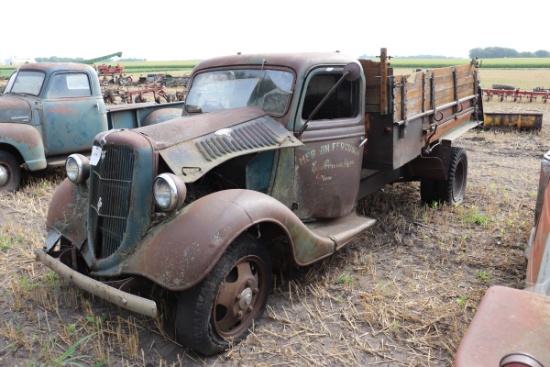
<box><xmin>469</xmin><ymin>47</ymin><xmax>550</xmax><ymax>59</ymax></box>
<box><xmin>34</xmin><ymin>56</ymin><xmax>146</xmax><ymax>63</ymax></box>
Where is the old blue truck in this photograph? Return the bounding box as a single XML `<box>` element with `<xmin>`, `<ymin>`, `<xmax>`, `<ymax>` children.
<box><xmin>0</xmin><ymin>62</ymin><xmax>184</xmax><ymax>193</ymax></box>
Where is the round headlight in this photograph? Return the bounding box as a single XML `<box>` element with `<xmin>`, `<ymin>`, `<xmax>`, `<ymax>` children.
<box><xmin>153</xmin><ymin>173</ymin><xmax>187</xmax><ymax>211</ymax></box>
<box><xmin>66</xmin><ymin>154</ymin><xmax>90</xmax><ymax>184</ymax></box>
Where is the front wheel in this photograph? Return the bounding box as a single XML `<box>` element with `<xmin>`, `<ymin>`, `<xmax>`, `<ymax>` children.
<box><xmin>0</xmin><ymin>151</ymin><xmax>21</xmax><ymax>193</ymax></box>
<box><xmin>175</xmin><ymin>234</ymin><xmax>272</xmax><ymax>355</ymax></box>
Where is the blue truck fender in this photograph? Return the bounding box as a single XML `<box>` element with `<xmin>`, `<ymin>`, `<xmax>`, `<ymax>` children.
<box><xmin>0</xmin><ymin>123</ymin><xmax>46</xmax><ymax>171</ymax></box>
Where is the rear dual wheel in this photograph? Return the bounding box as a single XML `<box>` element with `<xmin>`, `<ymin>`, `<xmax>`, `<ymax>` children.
<box><xmin>176</xmin><ymin>234</ymin><xmax>272</xmax><ymax>355</ymax></box>
<box><xmin>421</xmin><ymin>147</ymin><xmax>468</xmax><ymax>205</ymax></box>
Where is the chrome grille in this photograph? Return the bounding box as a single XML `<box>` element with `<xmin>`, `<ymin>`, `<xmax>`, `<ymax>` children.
<box><xmin>89</xmin><ymin>145</ymin><xmax>135</xmax><ymax>259</ymax></box>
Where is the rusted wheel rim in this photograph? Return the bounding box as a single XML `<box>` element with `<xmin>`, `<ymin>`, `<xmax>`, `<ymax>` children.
<box><xmin>212</xmin><ymin>255</ymin><xmax>268</xmax><ymax>339</ymax></box>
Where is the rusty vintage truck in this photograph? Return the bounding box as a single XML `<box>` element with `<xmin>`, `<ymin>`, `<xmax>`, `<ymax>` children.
<box><xmin>0</xmin><ymin>62</ymin><xmax>184</xmax><ymax>193</ymax></box>
<box><xmin>35</xmin><ymin>48</ymin><xmax>484</xmax><ymax>355</ymax></box>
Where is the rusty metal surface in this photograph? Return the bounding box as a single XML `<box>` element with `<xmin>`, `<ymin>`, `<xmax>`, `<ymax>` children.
<box><xmin>123</xmin><ymin>189</ymin><xmax>338</xmax><ymax>291</ymax></box>
<box><xmin>483</xmin><ymin>112</ymin><xmax>543</xmax><ymax>131</ymax></box>
<box><xmin>0</xmin><ymin>94</ymin><xmax>32</xmax><ymax>123</ymax></box>
<box><xmin>84</xmin><ymin>130</ymin><xmax>154</xmax><ymax>275</ymax></box>
<box><xmin>295</xmin><ymin>129</ymin><xmax>365</xmax><ymax>219</ymax></box>
<box><xmin>526</xmin><ymin>151</ymin><xmax>550</xmax><ymax>293</ymax></box>
<box><xmin>106</xmin><ymin>101</ymin><xmax>184</xmax><ymax>129</ymax></box>
<box><xmin>46</xmin><ymin>179</ymin><xmax>88</xmax><ymax>248</ymax></box>
<box><xmin>160</xmin><ymin>111</ymin><xmax>302</xmax><ymax>183</ymax></box>
<box><xmin>0</xmin><ymin>123</ymin><xmax>47</xmax><ymax>171</ymax></box>
<box><xmin>454</xmin><ymin>285</ymin><xmax>550</xmax><ymax>367</ymax></box>
<box><xmin>137</xmin><ymin>106</ymin><xmax>268</xmax><ymax>149</ymax></box>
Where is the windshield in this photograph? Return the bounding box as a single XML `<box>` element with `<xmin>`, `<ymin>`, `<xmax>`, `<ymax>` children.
<box><xmin>5</xmin><ymin>70</ymin><xmax>45</xmax><ymax>96</ymax></box>
<box><xmin>185</xmin><ymin>69</ymin><xmax>294</xmax><ymax>116</ymax></box>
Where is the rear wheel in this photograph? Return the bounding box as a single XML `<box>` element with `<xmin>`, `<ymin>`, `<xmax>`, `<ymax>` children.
<box><xmin>421</xmin><ymin>147</ymin><xmax>468</xmax><ymax>205</ymax></box>
<box><xmin>175</xmin><ymin>234</ymin><xmax>272</xmax><ymax>355</ymax></box>
<box><xmin>0</xmin><ymin>151</ymin><xmax>21</xmax><ymax>193</ymax></box>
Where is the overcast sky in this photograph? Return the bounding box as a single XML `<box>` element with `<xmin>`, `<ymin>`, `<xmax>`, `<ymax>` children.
<box><xmin>3</xmin><ymin>0</ymin><xmax>547</xmax><ymax>62</ymax></box>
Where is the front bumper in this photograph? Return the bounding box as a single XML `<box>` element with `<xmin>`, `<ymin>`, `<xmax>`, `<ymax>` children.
<box><xmin>35</xmin><ymin>249</ymin><xmax>158</xmax><ymax>318</ymax></box>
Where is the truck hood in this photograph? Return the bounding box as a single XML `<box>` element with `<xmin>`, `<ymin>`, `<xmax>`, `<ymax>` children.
<box><xmin>136</xmin><ymin>106</ymin><xmax>303</xmax><ymax>183</ymax></box>
<box><xmin>0</xmin><ymin>94</ymin><xmax>32</xmax><ymax>123</ymax></box>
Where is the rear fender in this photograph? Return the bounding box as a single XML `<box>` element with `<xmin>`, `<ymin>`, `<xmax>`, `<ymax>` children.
<box><xmin>406</xmin><ymin>140</ymin><xmax>452</xmax><ymax>180</ymax></box>
<box><xmin>0</xmin><ymin>123</ymin><xmax>46</xmax><ymax>170</ymax></box>
<box><xmin>123</xmin><ymin>189</ymin><xmax>335</xmax><ymax>291</ymax></box>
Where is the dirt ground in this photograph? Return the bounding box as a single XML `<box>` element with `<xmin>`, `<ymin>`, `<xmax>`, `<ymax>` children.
<box><xmin>0</xmin><ymin>94</ymin><xmax>548</xmax><ymax>366</ymax></box>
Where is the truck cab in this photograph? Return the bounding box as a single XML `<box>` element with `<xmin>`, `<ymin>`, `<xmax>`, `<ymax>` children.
<box><xmin>182</xmin><ymin>52</ymin><xmax>365</xmax><ymax>220</ymax></box>
<box><xmin>0</xmin><ymin>62</ymin><xmax>107</xmax><ymax>191</ymax></box>
<box><xmin>0</xmin><ymin>62</ymin><xmax>184</xmax><ymax>193</ymax></box>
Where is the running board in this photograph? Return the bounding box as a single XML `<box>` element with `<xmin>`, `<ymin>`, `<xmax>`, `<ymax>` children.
<box><xmin>305</xmin><ymin>211</ymin><xmax>376</xmax><ymax>251</ymax></box>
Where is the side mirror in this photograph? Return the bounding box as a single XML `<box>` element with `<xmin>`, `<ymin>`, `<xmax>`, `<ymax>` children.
<box><xmin>344</xmin><ymin>62</ymin><xmax>361</xmax><ymax>81</ymax></box>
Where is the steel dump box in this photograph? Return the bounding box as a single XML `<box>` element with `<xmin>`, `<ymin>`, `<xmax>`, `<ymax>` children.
<box><xmin>358</xmin><ymin>49</ymin><xmax>482</xmax><ymax>170</ymax></box>
<box><xmin>483</xmin><ymin>112</ymin><xmax>543</xmax><ymax>131</ymax></box>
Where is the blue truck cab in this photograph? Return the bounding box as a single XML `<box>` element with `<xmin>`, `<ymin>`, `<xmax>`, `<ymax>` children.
<box><xmin>0</xmin><ymin>62</ymin><xmax>184</xmax><ymax>193</ymax></box>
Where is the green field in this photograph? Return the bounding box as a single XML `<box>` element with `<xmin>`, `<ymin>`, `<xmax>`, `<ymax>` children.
<box><xmin>1</xmin><ymin>57</ymin><xmax>549</xmax><ymax>80</ymax></box>
<box><xmin>0</xmin><ymin>60</ymin><xmax>201</xmax><ymax>79</ymax></box>
<box><xmin>387</xmin><ymin>57</ymin><xmax>550</xmax><ymax>69</ymax></box>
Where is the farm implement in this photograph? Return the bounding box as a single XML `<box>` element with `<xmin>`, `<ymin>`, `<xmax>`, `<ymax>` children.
<box><xmin>483</xmin><ymin>87</ymin><xmax>550</xmax><ymax>103</ymax></box>
<box><xmin>483</xmin><ymin>112</ymin><xmax>543</xmax><ymax>131</ymax></box>
<box><xmin>481</xmin><ymin>84</ymin><xmax>546</xmax><ymax>132</ymax></box>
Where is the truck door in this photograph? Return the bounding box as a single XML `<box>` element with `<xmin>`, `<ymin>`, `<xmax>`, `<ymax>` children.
<box><xmin>41</xmin><ymin>72</ymin><xmax>108</xmax><ymax>156</ymax></box>
<box><xmin>292</xmin><ymin>65</ymin><xmax>365</xmax><ymax>220</ymax></box>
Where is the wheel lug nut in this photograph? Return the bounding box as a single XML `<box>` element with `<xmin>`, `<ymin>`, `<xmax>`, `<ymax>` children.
<box><xmin>247</xmin><ymin>306</ymin><xmax>253</xmax><ymax>313</ymax></box>
<box><xmin>252</xmin><ymin>288</ymin><xmax>259</xmax><ymax>295</ymax></box>
<box><xmin>246</xmin><ymin>281</ymin><xmax>251</xmax><ymax>287</ymax></box>
<box><xmin>237</xmin><ymin>311</ymin><xmax>243</xmax><ymax>319</ymax></box>
<box><xmin>235</xmin><ymin>295</ymin><xmax>242</xmax><ymax>301</ymax></box>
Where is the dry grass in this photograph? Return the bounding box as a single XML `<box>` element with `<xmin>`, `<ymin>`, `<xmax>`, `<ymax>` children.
<box><xmin>1</xmin><ymin>78</ymin><xmax>549</xmax><ymax>366</ymax></box>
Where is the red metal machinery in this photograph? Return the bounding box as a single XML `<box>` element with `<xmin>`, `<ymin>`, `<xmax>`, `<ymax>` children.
<box><xmin>483</xmin><ymin>88</ymin><xmax>550</xmax><ymax>103</ymax></box>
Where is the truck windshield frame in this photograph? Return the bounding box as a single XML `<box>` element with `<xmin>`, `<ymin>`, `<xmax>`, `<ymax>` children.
<box><xmin>5</xmin><ymin>70</ymin><xmax>46</xmax><ymax>96</ymax></box>
<box><xmin>185</xmin><ymin>68</ymin><xmax>294</xmax><ymax>116</ymax></box>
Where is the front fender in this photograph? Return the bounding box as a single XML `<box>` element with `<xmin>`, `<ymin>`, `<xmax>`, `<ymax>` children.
<box><xmin>0</xmin><ymin>123</ymin><xmax>46</xmax><ymax>170</ymax></box>
<box><xmin>123</xmin><ymin>189</ymin><xmax>336</xmax><ymax>291</ymax></box>
<box><xmin>46</xmin><ymin>178</ymin><xmax>88</xmax><ymax>249</ymax></box>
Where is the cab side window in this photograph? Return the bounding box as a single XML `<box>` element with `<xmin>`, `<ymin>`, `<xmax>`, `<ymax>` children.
<box><xmin>302</xmin><ymin>73</ymin><xmax>358</xmax><ymax>120</ymax></box>
<box><xmin>47</xmin><ymin>73</ymin><xmax>92</xmax><ymax>98</ymax></box>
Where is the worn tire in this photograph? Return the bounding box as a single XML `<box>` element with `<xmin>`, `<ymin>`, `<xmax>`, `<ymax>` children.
<box><xmin>420</xmin><ymin>147</ymin><xmax>468</xmax><ymax>205</ymax></box>
<box><xmin>492</xmin><ymin>83</ymin><xmax>516</xmax><ymax>91</ymax></box>
<box><xmin>0</xmin><ymin>151</ymin><xmax>21</xmax><ymax>193</ymax></box>
<box><xmin>175</xmin><ymin>234</ymin><xmax>272</xmax><ymax>355</ymax></box>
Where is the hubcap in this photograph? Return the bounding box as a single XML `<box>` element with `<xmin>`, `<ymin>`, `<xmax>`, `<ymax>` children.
<box><xmin>0</xmin><ymin>165</ymin><xmax>8</xmax><ymax>186</ymax></box>
<box><xmin>238</xmin><ymin>288</ymin><xmax>253</xmax><ymax>310</ymax></box>
<box><xmin>212</xmin><ymin>255</ymin><xmax>268</xmax><ymax>339</ymax></box>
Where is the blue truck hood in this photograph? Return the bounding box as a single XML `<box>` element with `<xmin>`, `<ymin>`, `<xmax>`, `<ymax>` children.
<box><xmin>0</xmin><ymin>94</ymin><xmax>32</xmax><ymax>123</ymax></box>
